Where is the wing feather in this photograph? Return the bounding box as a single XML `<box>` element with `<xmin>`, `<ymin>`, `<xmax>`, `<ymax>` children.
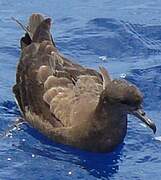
<box><xmin>15</xmin><ymin>14</ymin><xmax>104</xmax><ymax>128</ymax></box>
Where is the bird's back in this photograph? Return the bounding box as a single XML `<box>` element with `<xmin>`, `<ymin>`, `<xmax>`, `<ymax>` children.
<box><xmin>13</xmin><ymin>15</ymin><xmax>103</xmax><ymax>132</ymax></box>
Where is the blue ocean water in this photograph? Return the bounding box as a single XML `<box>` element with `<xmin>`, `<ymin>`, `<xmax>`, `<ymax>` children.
<box><xmin>0</xmin><ymin>0</ymin><xmax>161</xmax><ymax>179</ymax></box>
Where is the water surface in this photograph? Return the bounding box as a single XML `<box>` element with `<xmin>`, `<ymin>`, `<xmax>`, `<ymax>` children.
<box><xmin>0</xmin><ymin>0</ymin><xmax>161</xmax><ymax>179</ymax></box>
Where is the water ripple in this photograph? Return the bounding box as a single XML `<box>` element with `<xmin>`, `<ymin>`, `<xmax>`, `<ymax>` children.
<box><xmin>58</xmin><ymin>18</ymin><xmax>161</xmax><ymax>58</ymax></box>
<box><xmin>1</xmin><ymin>0</ymin><xmax>161</xmax><ymax>179</ymax></box>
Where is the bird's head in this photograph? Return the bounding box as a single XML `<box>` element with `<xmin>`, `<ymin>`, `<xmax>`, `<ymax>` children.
<box><xmin>99</xmin><ymin>66</ymin><xmax>156</xmax><ymax>133</ymax></box>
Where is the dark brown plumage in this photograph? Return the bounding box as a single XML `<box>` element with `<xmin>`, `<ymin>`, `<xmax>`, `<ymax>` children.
<box><xmin>13</xmin><ymin>14</ymin><xmax>156</xmax><ymax>152</ymax></box>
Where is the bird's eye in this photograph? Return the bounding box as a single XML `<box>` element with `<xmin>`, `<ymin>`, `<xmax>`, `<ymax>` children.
<box><xmin>120</xmin><ymin>99</ymin><xmax>135</xmax><ymax>106</ymax></box>
<box><xmin>120</xmin><ymin>100</ymin><xmax>129</xmax><ymax>105</ymax></box>
<box><xmin>120</xmin><ymin>99</ymin><xmax>141</xmax><ymax>107</ymax></box>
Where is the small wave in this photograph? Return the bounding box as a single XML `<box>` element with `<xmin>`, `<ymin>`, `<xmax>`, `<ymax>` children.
<box><xmin>88</xmin><ymin>18</ymin><xmax>122</xmax><ymax>30</ymax></box>
<box><xmin>0</xmin><ymin>100</ymin><xmax>20</xmax><ymax>116</ymax></box>
<box><xmin>0</xmin><ymin>46</ymin><xmax>19</xmax><ymax>57</ymax></box>
<box><xmin>60</xmin><ymin>18</ymin><xmax>161</xmax><ymax>58</ymax></box>
<box><xmin>126</xmin><ymin>65</ymin><xmax>161</xmax><ymax>110</ymax></box>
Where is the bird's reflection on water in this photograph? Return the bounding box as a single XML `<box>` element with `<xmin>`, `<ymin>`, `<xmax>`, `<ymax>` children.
<box><xmin>16</xmin><ymin>123</ymin><xmax>124</xmax><ymax>179</ymax></box>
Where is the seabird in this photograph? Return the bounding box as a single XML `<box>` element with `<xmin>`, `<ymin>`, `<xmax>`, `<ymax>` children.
<box><xmin>13</xmin><ymin>14</ymin><xmax>156</xmax><ymax>152</ymax></box>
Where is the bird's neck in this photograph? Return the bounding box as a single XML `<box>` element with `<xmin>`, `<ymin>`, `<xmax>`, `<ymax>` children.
<box><xmin>89</xmin><ymin>97</ymin><xmax>128</xmax><ymax>152</ymax></box>
<box><xmin>95</xmin><ymin>99</ymin><xmax>127</xmax><ymax>127</ymax></box>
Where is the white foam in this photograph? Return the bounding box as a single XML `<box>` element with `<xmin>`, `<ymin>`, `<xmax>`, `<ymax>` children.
<box><xmin>154</xmin><ymin>136</ymin><xmax>161</xmax><ymax>141</ymax></box>
<box><xmin>99</xmin><ymin>56</ymin><xmax>107</xmax><ymax>61</ymax></box>
<box><xmin>120</xmin><ymin>73</ymin><xmax>126</xmax><ymax>78</ymax></box>
<box><xmin>6</xmin><ymin>132</ymin><xmax>12</xmax><ymax>137</ymax></box>
<box><xmin>32</xmin><ymin>154</ymin><xmax>35</xmax><ymax>158</ymax></box>
<box><xmin>139</xmin><ymin>123</ymin><xmax>147</xmax><ymax>128</ymax></box>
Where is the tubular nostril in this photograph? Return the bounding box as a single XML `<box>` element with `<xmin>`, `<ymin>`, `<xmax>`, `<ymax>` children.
<box><xmin>138</xmin><ymin>109</ymin><xmax>146</xmax><ymax>116</ymax></box>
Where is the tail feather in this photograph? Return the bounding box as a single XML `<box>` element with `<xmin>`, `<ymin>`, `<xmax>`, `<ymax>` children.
<box><xmin>17</xmin><ymin>13</ymin><xmax>55</xmax><ymax>49</ymax></box>
<box><xmin>32</xmin><ymin>18</ymin><xmax>52</xmax><ymax>43</ymax></box>
<box><xmin>27</xmin><ymin>13</ymin><xmax>44</xmax><ymax>39</ymax></box>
